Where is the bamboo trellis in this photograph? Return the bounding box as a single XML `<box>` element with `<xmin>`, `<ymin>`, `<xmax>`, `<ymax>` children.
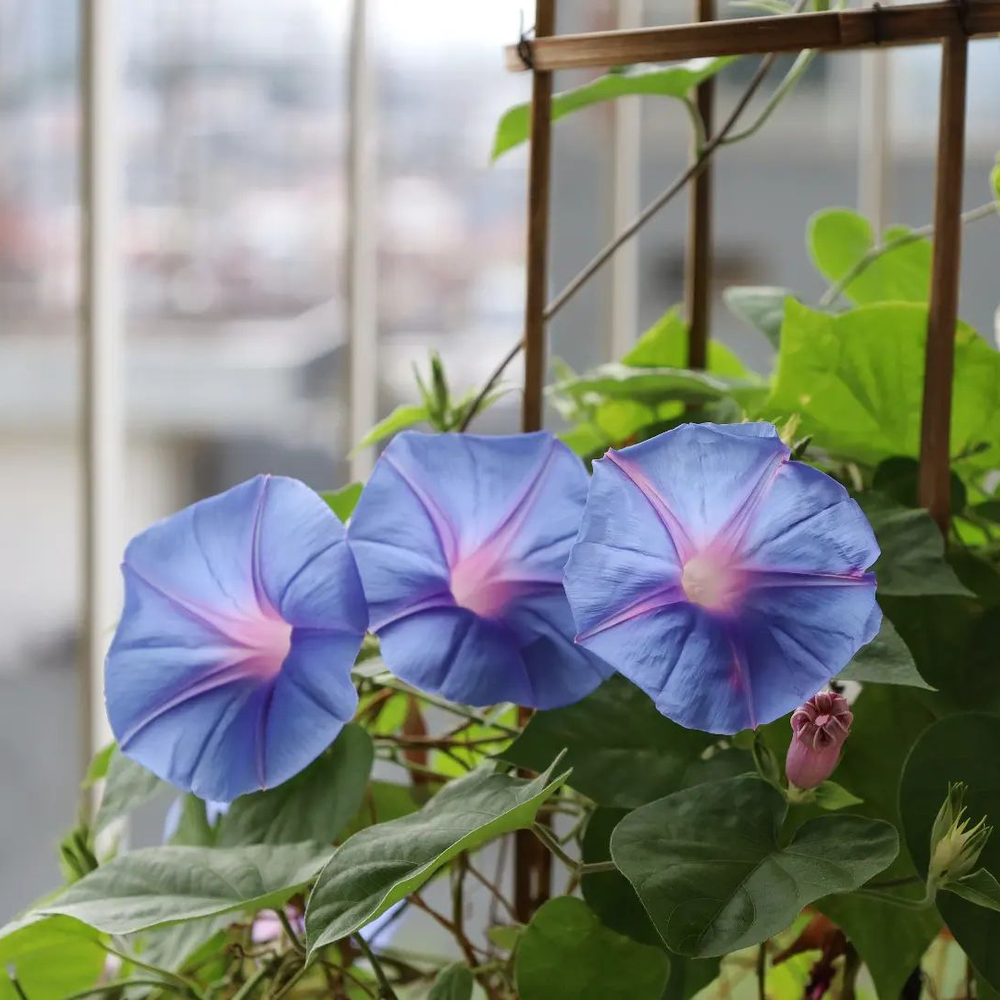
<box><xmin>508</xmin><ymin>0</ymin><xmax>999</xmax><ymax>920</ymax></box>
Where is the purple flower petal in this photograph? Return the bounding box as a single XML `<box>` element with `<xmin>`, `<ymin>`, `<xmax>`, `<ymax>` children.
<box><xmin>105</xmin><ymin>475</ymin><xmax>367</xmax><ymax>801</ymax></box>
<box><xmin>564</xmin><ymin>422</ymin><xmax>880</xmax><ymax>733</ymax></box>
<box><xmin>349</xmin><ymin>432</ymin><xmax>611</xmax><ymax>708</ymax></box>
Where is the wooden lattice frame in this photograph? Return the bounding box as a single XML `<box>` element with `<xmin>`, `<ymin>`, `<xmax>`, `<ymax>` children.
<box><xmin>506</xmin><ymin>0</ymin><xmax>1000</xmax><ymax>922</ymax></box>
<box><xmin>511</xmin><ymin>0</ymin><xmax>1000</xmax><ymax>532</ymax></box>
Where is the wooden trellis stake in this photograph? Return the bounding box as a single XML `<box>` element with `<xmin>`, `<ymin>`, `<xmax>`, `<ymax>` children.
<box><xmin>686</xmin><ymin>0</ymin><xmax>715</xmax><ymax>370</ymax></box>
<box><xmin>513</xmin><ymin>0</ymin><xmax>990</xmax><ymax>549</ymax></box>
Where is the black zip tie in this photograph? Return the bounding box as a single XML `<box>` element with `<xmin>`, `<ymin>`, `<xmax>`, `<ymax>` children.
<box><xmin>517</xmin><ymin>33</ymin><xmax>535</xmax><ymax>70</ymax></box>
<box><xmin>871</xmin><ymin>1</ymin><xmax>885</xmax><ymax>45</ymax></box>
<box><xmin>955</xmin><ymin>0</ymin><xmax>972</xmax><ymax>37</ymax></box>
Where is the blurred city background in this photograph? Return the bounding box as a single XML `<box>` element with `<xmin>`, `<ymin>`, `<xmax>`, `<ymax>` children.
<box><xmin>1</xmin><ymin>0</ymin><xmax>999</xmax><ymax>923</ymax></box>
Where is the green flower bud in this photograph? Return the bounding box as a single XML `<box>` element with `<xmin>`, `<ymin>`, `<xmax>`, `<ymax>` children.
<box><xmin>928</xmin><ymin>782</ymin><xmax>993</xmax><ymax>888</ymax></box>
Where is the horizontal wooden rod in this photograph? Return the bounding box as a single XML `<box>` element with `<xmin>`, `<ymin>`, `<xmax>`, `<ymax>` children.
<box><xmin>505</xmin><ymin>1</ymin><xmax>999</xmax><ymax>72</ymax></box>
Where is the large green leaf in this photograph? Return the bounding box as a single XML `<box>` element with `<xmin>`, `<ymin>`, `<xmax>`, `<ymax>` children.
<box><xmin>218</xmin><ymin>724</ymin><xmax>373</xmax><ymax>846</ymax></box>
<box><xmin>621</xmin><ymin>306</ymin><xmax>747</xmax><ymax>376</ymax></box>
<box><xmin>501</xmin><ymin>675</ymin><xmax>749</xmax><ymax>809</ymax></box>
<box><xmin>817</xmin><ymin>895</ymin><xmax>939</xmax><ymax>1000</ymax></box>
<box><xmin>837</xmin><ymin>618</ymin><xmax>933</xmax><ymax>689</ymax></box>
<box><xmin>0</xmin><ymin>916</ymin><xmax>104</xmax><ymax>1000</ymax></box>
<box><xmin>38</xmin><ymin>842</ymin><xmax>328</xmax><ymax>935</ymax></box>
<box><xmin>723</xmin><ymin>286</ymin><xmax>795</xmax><ymax>350</ymax></box>
<box><xmin>305</xmin><ymin>762</ymin><xmax>568</xmax><ymax>956</ymax></box>
<box><xmin>493</xmin><ymin>58</ymin><xmax>734</xmax><ymax>159</ymax></box>
<box><xmin>808</xmin><ymin>208</ymin><xmax>931</xmax><ymax>304</ymax></box>
<box><xmin>900</xmin><ymin>713</ymin><xmax>1000</xmax><ymax>991</ymax></box>
<box><xmin>611</xmin><ymin>776</ymin><xmax>898</xmax><ymax>957</ymax></box>
<box><xmin>858</xmin><ymin>493</ymin><xmax>971</xmax><ymax>598</ymax></box>
<box><xmin>767</xmin><ymin>300</ymin><xmax>1000</xmax><ymax>468</ymax></box>
<box><xmin>515</xmin><ymin>897</ymin><xmax>670</xmax><ymax>1000</ymax></box>
<box><xmin>93</xmin><ymin>747</ymin><xmax>164</xmax><ymax>834</ymax></box>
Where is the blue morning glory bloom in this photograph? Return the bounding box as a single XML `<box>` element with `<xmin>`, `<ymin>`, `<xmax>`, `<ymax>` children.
<box><xmin>348</xmin><ymin>431</ymin><xmax>612</xmax><ymax>708</ymax></box>
<box><xmin>105</xmin><ymin>475</ymin><xmax>368</xmax><ymax>802</ymax></box>
<box><xmin>563</xmin><ymin>423</ymin><xmax>881</xmax><ymax>734</ymax></box>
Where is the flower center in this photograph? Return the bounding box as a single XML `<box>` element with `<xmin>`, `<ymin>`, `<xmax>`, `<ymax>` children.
<box><xmin>681</xmin><ymin>553</ymin><xmax>740</xmax><ymax>612</ymax></box>
<box><xmin>450</xmin><ymin>550</ymin><xmax>515</xmax><ymax>620</ymax></box>
<box><xmin>232</xmin><ymin>614</ymin><xmax>293</xmax><ymax>677</ymax></box>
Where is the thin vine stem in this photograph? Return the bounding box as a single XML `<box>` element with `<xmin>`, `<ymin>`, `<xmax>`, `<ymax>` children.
<box><xmin>99</xmin><ymin>942</ymin><xmax>203</xmax><ymax>999</ymax></box>
<box><xmin>62</xmin><ymin>981</ymin><xmax>193</xmax><ymax>1000</ymax></box>
<box><xmin>458</xmin><ymin>0</ymin><xmax>813</xmax><ymax>433</ymax></box>
<box><xmin>355</xmin><ymin>932</ymin><xmax>400</xmax><ymax>1000</ymax></box>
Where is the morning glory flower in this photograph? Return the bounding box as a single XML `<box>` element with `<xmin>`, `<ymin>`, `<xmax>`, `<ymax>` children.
<box><xmin>563</xmin><ymin>422</ymin><xmax>880</xmax><ymax>734</ymax></box>
<box><xmin>348</xmin><ymin>431</ymin><xmax>612</xmax><ymax>708</ymax></box>
<box><xmin>105</xmin><ymin>475</ymin><xmax>368</xmax><ymax>802</ymax></box>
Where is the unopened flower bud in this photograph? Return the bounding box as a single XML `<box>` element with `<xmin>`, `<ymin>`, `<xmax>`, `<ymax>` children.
<box><xmin>785</xmin><ymin>691</ymin><xmax>853</xmax><ymax>790</ymax></box>
<box><xmin>928</xmin><ymin>782</ymin><xmax>992</xmax><ymax>887</ymax></box>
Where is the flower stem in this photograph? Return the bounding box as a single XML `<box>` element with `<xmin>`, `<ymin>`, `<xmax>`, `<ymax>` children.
<box><xmin>355</xmin><ymin>934</ymin><xmax>399</xmax><ymax>1000</ymax></box>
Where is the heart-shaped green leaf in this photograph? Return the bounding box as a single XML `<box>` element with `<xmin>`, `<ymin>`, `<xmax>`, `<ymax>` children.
<box><xmin>515</xmin><ymin>897</ymin><xmax>670</xmax><ymax>1000</ymax></box>
<box><xmin>611</xmin><ymin>775</ymin><xmax>897</xmax><ymax>956</ymax></box>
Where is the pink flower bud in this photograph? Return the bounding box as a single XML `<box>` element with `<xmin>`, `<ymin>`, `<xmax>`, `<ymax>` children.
<box><xmin>785</xmin><ymin>691</ymin><xmax>853</xmax><ymax>790</ymax></box>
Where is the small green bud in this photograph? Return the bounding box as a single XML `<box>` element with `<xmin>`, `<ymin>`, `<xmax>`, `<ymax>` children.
<box><xmin>928</xmin><ymin>782</ymin><xmax>993</xmax><ymax>888</ymax></box>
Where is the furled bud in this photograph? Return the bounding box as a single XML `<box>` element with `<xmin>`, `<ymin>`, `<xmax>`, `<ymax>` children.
<box><xmin>785</xmin><ymin>691</ymin><xmax>853</xmax><ymax>790</ymax></box>
<box><xmin>928</xmin><ymin>782</ymin><xmax>993</xmax><ymax>888</ymax></box>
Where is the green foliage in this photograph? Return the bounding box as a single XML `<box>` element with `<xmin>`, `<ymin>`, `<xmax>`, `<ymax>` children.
<box><xmin>723</xmin><ymin>286</ymin><xmax>794</xmax><ymax>349</ymax></box>
<box><xmin>320</xmin><ymin>481</ymin><xmax>364</xmax><ymax>522</ymax></box>
<box><xmin>493</xmin><ymin>58</ymin><xmax>734</xmax><ymax>159</ymax></box>
<box><xmin>429</xmin><ymin>963</ymin><xmax>476</xmax><ymax>1000</ymax></box>
<box><xmin>808</xmin><ymin>208</ymin><xmax>931</xmax><ymax>304</ymax></box>
<box><xmin>38</xmin><ymin>842</ymin><xmax>329</xmax><ymax>934</ymax></box>
<box><xmin>93</xmin><ymin>747</ymin><xmax>164</xmax><ymax>835</ymax></box>
<box><xmin>767</xmin><ymin>300</ymin><xmax>1000</xmax><ymax>468</ymax></box>
<box><xmin>0</xmin><ymin>916</ymin><xmax>104</xmax><ymax>1000</ymax></box>
<box><xmin>837</xmin><ymin>618</ymin><xmax>933</xmax><ymax>689</ymax></box>
<box><xmin>305</xmin><ymin>761</ymin><xmax>568</xmax><ymax>956</ymax></box>
<box><xmin>900</xmin><ymin>713</ymin><xmax>1000</xmax><ymax>990</ymax></box>
<box><xmin>502</xmin><ymin>674</ymin><xmax>750</xmax><ymax>809</ymax></box>
<box><xmin>515</xmin><ymin>897</ymin><xmax>671</xmax><ymax>1000</ymax></box>
<box><xmin>611</xmin><ymin>776</ymin><xmax>897</xmax><ymax>956</ymax></box>
<box><xmin>218</xmin><ymin>723</ymin><xmax>373</xmax><ymax>846</ymax></box>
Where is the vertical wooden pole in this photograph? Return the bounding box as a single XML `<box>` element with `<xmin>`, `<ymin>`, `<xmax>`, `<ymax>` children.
<box><xmin>515</xmin><ymin>0</ymin><xmax>556</xmax><ymax>925</ymax></box>
<box><xmin>520</xmin><ymin>0</ymin><xmax>556</xmax><ymax>433</ymax></box>
<box><xmin>685</xmin><ymin>0</ymin><xmax>714</xmax><ymax>369</ymax></box>
<box><xmin>80</xmin><ymin>0</ymin><xmax>124</xmax><ymax>785</ymax></box>
<box><xmin>917</xmin><ymin>28</ymin><xmax>968</xmax><ymax>534</ymax></box>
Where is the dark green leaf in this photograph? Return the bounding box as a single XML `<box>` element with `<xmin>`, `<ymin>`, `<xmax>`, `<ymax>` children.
<box><xmin>501</xmin><ymin>675</ymin><xmax>749</xmax><ymax>808</ymax></box>
<box><xmin>132</xmin><ymin>917</ymin><xmax>231</xmax><ymax>975</ymax></box>
<box><xmin>723</xmin><ymin>286</ymin><xmax>794</xmax><ymax>349</ymax></box>
<box><xmin>515</xmin><ymin>897</ymin><xmax>670</xmax><ymax>1000</ymax></box>
<box><xmin>837</xmin><ymin>618</ymin><xmax>934</xmax><ymax>689</ymax></box>
<box><xmin>320</xmin><ymin>482</ymin><xmax>364</xmax><ymax>523</ymax></box>
<box><xmin>93</xmin><ymin>748</ymin><xmax>164</xmax><ymax>834</ymax></box>
<box><xmin>872</xmin><ymin>456</ymin><xmax>966</xmax><ymax>513</ymax></box>
<box><xmin>808</xmin><ymin>208</ymin><xmax>931</xmax><ymax>304</ymax></box>
<box><xmin>219</xmin><ymin>724</ymin><xmax>373</xmax><ymax>846</ymax></box>
<box><xmin>767</xmin><ymin>301</ymin><xmax>1000</xmax><ymax>468</ymax></box>
<box><xmin>0</xmin><ymin>916</ymin><xmax>104</xmax><ymax>1000</ymax></box>
<box><xmin>169</xmin><ymin>794</ymin><xmax>218</xmax><ymax>847</ymax></box>
<box><xmin>39</xmin><ymin>842</ymin><xmax>329</xmax><ymax>935</ymax></box>
<box><xmin>899</xmin><ymin>713</ymin><xmax>1000</xmax><ymax>990</ymax></box>
<box><xmin>305</xmin><ymin>762</ymin><xmax>568</xmax><ymax>956</ymax></box>
<box><xmin>341</xmin><ymin>780</ymin><xmax>422</xmax><ymax>840</ymax></box>
<box><xmin>493</xmin><ymin>58</ymin><xmax>734</xmax><ymax>159</ymax></box>
<box><xmin>817</xmin><ymin>895</ymin><xmax>939</xmax><ymax>1000</ymax></box>
<box><xmin>662</xmin><ymin>955</ymin><xmax>721</xmax><ymax>1000</ymax></box>
<box><xmin>354</xmin><ymin>404</ymin><xmax>428</xmax><ymax>452</ymax></box>
<box><xmin>945</xmin><ymin>868</ymin><xmax>1000</xmax><ymax>914</ymax></box>
<box><xmin>581</xmin><ymin>808</ymin><xmax>660</xmax><ymax>947</ymax></box>
<box><xmin>428</xmin><ymin>963</ymin><xmax>475</xmax><ymax>1000</ymax></box>
<box><xmin>611</xmin><ymin>775</ymin><xmax>897</xmax><ymax>956</ymax></box>
<box><xmin>858</xmin><ymin>493</ymin><xmax>971</xmax><ymax>598</ymax></box>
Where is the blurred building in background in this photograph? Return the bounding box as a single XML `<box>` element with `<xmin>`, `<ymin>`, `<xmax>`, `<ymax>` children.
<box><xmin>1</xmin><ymin>0</ymin><xmax>998</xmax><ymax>918</ymax></box>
